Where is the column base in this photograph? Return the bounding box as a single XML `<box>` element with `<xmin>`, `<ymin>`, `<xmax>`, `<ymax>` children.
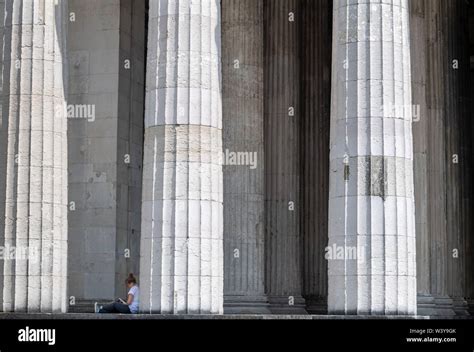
<box><xmin>417</xmin><ymin>294</ymin><xmax>469</xmax><ymax>316</ymax></box>
<box><xmin>468</xmin><ymin>299</ymin><xmax>474</xmax><ymax>315</ymax></box>
<box><xmin>304</xmin><ymin>296</ymin><xmax>328</xmax><ymax>315</ymax></box>
<box><xmin>224</xmin><ymin>295</ymin><xmax>271</xmax><ymax>314</ymax></box>
<box><xmin>268</xmin><ymin>295</ymin><xmax>308</xmax><ymax>315</ymax></box>
<box><xmin>452</xmin><ymin>297</ymin><xmax>470</xmax><ymax>316</ymax></box>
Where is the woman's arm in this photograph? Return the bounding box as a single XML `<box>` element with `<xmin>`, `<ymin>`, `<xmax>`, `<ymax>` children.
<box><xmin>127</xmin><ymin>294</ymin><xmax>134</xmax><ymax>305</ymax></box>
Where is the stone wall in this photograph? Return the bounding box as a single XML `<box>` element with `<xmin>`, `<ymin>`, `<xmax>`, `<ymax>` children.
<box><xmin>67</xmin><ymin>0</ymin><xmax>145</xmax><ymax>302</ymax></box>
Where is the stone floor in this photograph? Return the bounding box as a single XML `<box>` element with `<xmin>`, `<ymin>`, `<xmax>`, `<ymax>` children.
<box><xmin>0</xmin><ymin>313</ymin><xmax>472</xmax><ymax>320</ymax></box>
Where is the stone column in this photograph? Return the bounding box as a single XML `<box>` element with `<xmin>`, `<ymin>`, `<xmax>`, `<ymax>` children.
<box><xmin>469</xmin><ymin>73</ymin><xmax>474</xmax><ymax>316</ymax></box>
<box><xmin>328</xmin><ymin>0</ymin><xmax>417</xmax><ymax>315</ymax></box>
<box><xmin>0</xmin><ymin>0</ymin><xmax>7</xmax><ymax>314</ymax></box>
<box><xmin>300</xmin><ymin>0</ymin><xmax>332</xmax><ymax>314</ymax></box>
<box><xmin>443</xmin><ymin>0</ymin><xmax>471</xmax><ymax>315</ymax></box>
<box><xmin>410</xmin><ymin>0</ymin><xmax>452</xmax><ymax>316</ymax></box>
<box><xmin>409</xmin><ymin>0</ymin><xmax>432</xmax><ymax>315</ymax></box>
<box><xmin>410</xmin><ymin>0</ymin><xmax>471</xmax><ymax>316</ymax></box>
<box><xmin>468</xmin><ymin>13</ymin><xmax>474</xmax><ymax>316</ymax></box>
<box><xmin>0</xmin><ymin>0</ymin><xmax>69</xmax><ymax>313</ymax></box>
<box><xmin>264</xmin><ymin>0</ymin><xmax>305</xmax><ymax>314</ymax></box>
<box><xmin>140</xmin><ymin>0</ymin><xmax>224</xmax><ymax>314</ymax></box>
<box><xmin>221</xmin><ymin>0</ymin><xmax>268</xmax><ymax>313</ymax></box>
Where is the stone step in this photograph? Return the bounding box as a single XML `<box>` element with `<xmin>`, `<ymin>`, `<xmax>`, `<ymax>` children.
<box><xmin>69</xmin><ymin>300</ymin><xmax>106</xmax><ymax>314</ymax></box>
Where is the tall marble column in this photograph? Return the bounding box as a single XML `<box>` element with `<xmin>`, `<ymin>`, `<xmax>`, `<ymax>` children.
<box><xmin>140</xmin><ymin>0</ymin><xmax>224</xmax><ymax>314</ymax></box>
<box><xmin>264</xmin><ymin>0</ymin><xmax>305</xmax><ymax>313</ymax></box>
<box><xmin>328</xmin><ymin>0</ymin><xmax>417</xmax><ymax>315</ymax></box>
<box><xmin>221</xmin><ymin>0</ymin><xmax>268</xmax><ymax>313</ymax></box>
<box><xmin>0</xmin><ymin>0</ymin><xmax>69</xmax><ymax>313</ymax></box>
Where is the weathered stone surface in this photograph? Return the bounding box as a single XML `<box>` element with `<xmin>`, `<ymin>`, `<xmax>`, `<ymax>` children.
<box><xmin>139</xmin><ymin>0</ymin><xmax>224</xmax><ymax>314</ymax></box>
<box><xmin>300</xmin><ymin>0</ymin><xmax>332</xmax><ymax>314</ymax></box>
<box><xmin>0</xmin><ymin>0</ymin><xmax>471</xmax><ymax>319</ymax></box>
<box><xmin>410</xmin><ymin>0</ymin><xmax>472</xmax><ymax>316</ymax></box>
<box><xmin>67</xmin><ymin>0</ymin><xmax>146</xmax><ymax>303</ymax></box>
<box><xmin>0</xmin><ymin>0</ymin><xmax>69</xmax><ymax>313</ymax></box>
<box><xmin>264</xmin><ymin>0</ymin><xmax>306</xmax><ymax>314</ymax></box>
<box><xmin>221</xmin><ymin>0</ymin><xmax>268</xmax><ymax>314</ymax></box>
<box><xmin>3</xmin><ymin>312</ymin><xmax>466</xmax><ymax>320</ymax></box>
<box><xmin>328</xmin><ymin>0</ymin><xmax>417</xmax><ymax>315</ymax></box>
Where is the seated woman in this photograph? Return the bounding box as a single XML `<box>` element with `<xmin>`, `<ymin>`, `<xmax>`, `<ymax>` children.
<box><xmin>97</xmin><ymin>273</ymin><xmax>140</xmax><ymax>314</ymax></box>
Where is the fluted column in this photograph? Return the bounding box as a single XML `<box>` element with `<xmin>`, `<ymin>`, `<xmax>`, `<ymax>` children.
<box><xmin>328</xmin><ymin>0</ymin><xmax>417</xmax><ymax>315</ymax></box>
<box><xmin>411</xmin><ymin>0</ymin><xmax>453</xmax><ymax>316</ymax></box>
<box><xmin>409</xmin><ymin>0</ymin><xmax>433</xmax><ymax>314</ymax></box>
<box><xmin>0</xmin><ymin>0</ymin><xmax>7</xmax><ymax>314</ymax></box>
<box><xmin>411</xmin><ymin>0</ymin><xmax>472</xmax><ymax>316</ymax></box>
<box><xmin>300</xmin><ymin>0</ymin><xmax>332</xmax><ymax>314</ymax></box>
<box><xmin>264</xmin><ymin>0</ymin><xmax>305</xmax><ymax>313</ymax></box>
<box><xmin>0</xmin><ymin>0</ymin><xmax>69</xmax><ymax>313</ymax></box>
<box><xmin>140</xmin><ymin>0</ymin><xmax>224</xmax><ymax>314</ymax></box>
<box><xmin>221</xmin><ymin>0</ymin><xmax>268</xmax><ymax>313</ymax></box>
<box><xmin>444</xmin><ymin>0</ymin><xmax>471</xmax><ymax>315</ymax></box>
